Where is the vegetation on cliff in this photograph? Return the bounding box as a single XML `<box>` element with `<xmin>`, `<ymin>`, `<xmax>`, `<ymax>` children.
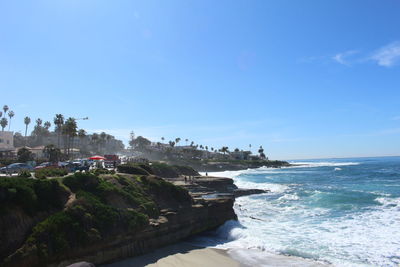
<box><xmin>117</xmin><ymin>162</ymin><xmax>199</xmax><ymax>178</ymax></box>
<box><xmin>0</xmin><ymin>177</ymin><xmax>68</xmax><ymax>216</ymax></box>
<box><xmin>0</xmin><ymin>171</ymin><xmax>192</xmax><ymax>266</ymax></box>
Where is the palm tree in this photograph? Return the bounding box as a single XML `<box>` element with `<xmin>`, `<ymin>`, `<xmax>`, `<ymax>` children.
<box><xmin>78</xmin><ymin>129</ymin><xmax>86</xmax><ymax>153</ymax></box>
<box><xmin>0</xmin><ymin>111</ymin><xmax>2</xmax><ymax>118</ymax></box>
<box><xmin>7</xmin><ymin>111</ymin><xmax>14</xmax><ymax>131</ymax></box>
<box><xmin>100</xmin><ymin>132</ymin><xmax>107</xmax><ymax>153</ymax></box>
<box><xmin>0</xmin><ymin>118</ymin><xmax>8</xmax><ymax>131</ymax></box>
<box><xmin>220</xmin><ymin>146</ymin><xmax>229</xmax><ymax>154</ymax></box>
<box><xmin>36</xmin><ymin>118</ymin><xmax>43</xmax><ymax>127</ymax></box>
<box><xmin>91</xmin><ymin>133</ymin><xmax>99</xmax><ymax>152</ymax></box>
<box><xmin>249</xmin><ymin>144</ymin><xmax>252</xmax><ymax>152</ymax></box>
<box><xmin>44</xmin><ymin>121</ymin><xmax>51</xmax><ymax>130</ymax></box>
<box><xmin>3</xmin><ymin>105</ymin><xmax>9</xmax><ymax>117</ymax></box>
<box><xmin>63</xmin><ymin>117</ymin><xmax>77</xmax><ymax>157</ymax></box>
<box><xmin>175</xmin><ymin>137</ymin><xmax>181</xmax><ymax>146</ymax></box>
<box><xmin>54</xmin><ymin>114</ymin><xmax>64</xmax><ymax>148</ymax></box>
<box><xmin>185</xmin><ymin>139</ymin><xmax>189</xmax><ymax>146</ymax></box>
<box><xmin>24</xmin><ymin>116</ymin><xmax>31</xmax><ymax>145</ymax></box>
<box><xmin>161</xmin><ymin>137</ymin><xmax>165</xmax><ymax>142</ymax></box>
<box><xmin>78</xmin><ymin>129</ymin><xmax>86</xmax><ymax>139</ymax></box>
<box><xmin>258</xmin><ymin>146</ymin><xmax>264</xmax><ymax>157</ymax></box>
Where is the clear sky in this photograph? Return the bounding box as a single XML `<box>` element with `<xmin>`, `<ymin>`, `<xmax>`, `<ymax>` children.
<box><xmin>1</xmin><ymin>0</ymin><xmax>400</xmax><ymax>160</ymax></box>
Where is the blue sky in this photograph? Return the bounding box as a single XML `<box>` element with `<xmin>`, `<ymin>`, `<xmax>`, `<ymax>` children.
<box><xmin>1</xmin><ymin>0</ymin><xmax>400</xmax><ymax>159</ymax></box>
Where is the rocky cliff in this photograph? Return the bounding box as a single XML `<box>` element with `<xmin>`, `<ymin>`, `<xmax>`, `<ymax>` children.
<box><xmin>0</xmin><ymin>171</ymin><xmax>236</xmax><ymax>267</ymax></box>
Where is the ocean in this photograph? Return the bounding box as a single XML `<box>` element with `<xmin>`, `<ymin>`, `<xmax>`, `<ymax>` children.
<box><xmin>196</xmin><ymin>157</ymin><xmax>400</xmax><ymax>266</ymax></box>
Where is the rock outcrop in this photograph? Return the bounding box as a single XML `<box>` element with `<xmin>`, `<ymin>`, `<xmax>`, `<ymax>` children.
<box><xmin>1</xmin><ymin>172</ymin><xmax>236</xmax><ymax>267</ymax></box>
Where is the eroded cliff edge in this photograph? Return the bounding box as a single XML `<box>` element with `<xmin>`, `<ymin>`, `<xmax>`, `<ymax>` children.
<box><xmin>0</xmin><ymin>165</ymin><xmax>238</xmax><ymax>267</ymax></box>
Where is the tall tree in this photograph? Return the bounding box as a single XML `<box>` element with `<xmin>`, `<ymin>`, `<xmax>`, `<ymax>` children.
<box><xmin>3</xmin><ymin>105</ymin><xmax>9</xmax><ymax>117</ymax></box>
<box><xmin>36</xmin><ymin>118</ymin><xmax>43</xmax><ymax>127</ymax></box>
<box><xmin>43</xmin><ymin>144</ymin><xmax>62</xmax><ymax>163</ymax></box>
<box><xmin>17</xmin><ymin>147</ymin><xmax>33</xmax><ymax>162</ymax></box>
<box><xmin>63</xmin><ymin>117</ymin><xmax>77</xmax><ymax>157</ymax></box>
<box><xmin>185</xmin><ymin>138</ymin><xmax>189</xmax><ymax>146</ymax></box>
<box><xmin>220</xmin><ymin>146</ymin><xmax>229</xmax><ymax>154</ymax></box>
<box><xmin>53</xmin><ymin>114</ymin><xmax>64</xmax><ymax>148</ymax></box>
<box><xmin>7</xmin><ymin>111</ymin><xmax>14</xmax><ymax>131</ymax></box>
<box><xmin>24</xmin><ymin>117</ymin><xmax>31</xmax><ymax>145</ymax></box>
<box><xmin>175</xmin><ymin>137</ymin><xmax>181</xmax><ymax>146</ymax></box>
<box><xmin>0</xmin><ymin>111</ymin><xmax>2</xmax><ymax>118</ymax></box>
<box><xmin>258</xmin><ymin>146</ymin><xmax>265</xmax><ymax>159</ymax></box>
<box><xmin>91</xmin><ymin>133</ymin><xmax>99</xmax><ymax>153</ymax></box>
<box><xmin>131</xmin><ymin>136</ymin><xmax>151</xmax><ymax>151</ymax></box>
<box><xmin>0</xmin><ymin>118</ymin><xmax>8</xmax><ymax>131</ymax></box>
<box><xmin>100</xmin><ymin>132</ymin><xmax>107</xmax><ymax>153</ymax></box>
<box><xmin>44</xmin><ymin>121</ymin><xmax>51</xmax><ymax>130</ymax></box>
<box><xmin>78</xmin><ymin>129</ymin><xmax>86</xmax><ymax>140</ymax></box>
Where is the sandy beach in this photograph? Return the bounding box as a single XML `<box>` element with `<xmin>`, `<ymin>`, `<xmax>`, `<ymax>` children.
<box><xmin>102</xmin><ymin>243</ymin><xmax>241</xmax><ymax>267</ymax></box>
<box><xmin>102</xmin><ymin>242</ymin><xmax>329</xmax><ymax>267</ymax></box>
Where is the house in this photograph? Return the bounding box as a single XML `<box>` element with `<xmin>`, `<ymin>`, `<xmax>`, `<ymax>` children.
<box><xmin>229</xmin><ymin>150</ymin><xmax>252</xmax><ymax>160</ymax></box>
<box><xmin>0</xmin><ymin>131</ymin><xmax>15</xmax><ymax>158</ymax></box>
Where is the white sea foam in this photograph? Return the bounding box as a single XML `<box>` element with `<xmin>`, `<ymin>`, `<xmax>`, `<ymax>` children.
<box><xmin>198</xmin><ymin>159</ymin><xmax>400</xmax><ymax>266</ymax></box>
<box><xmin>234</xmin><ymin>180</ymin><xmax>289</xmax><ymax>193</ymax></box>
<box><xmin>203</xmin><ymin>161</ymin><xmax>360</xmax><ymax>179</ymax></box>
<box><xmin>213</xmin><ymin>195</ymin><xmax>400</xmax><ymax>266</ymax></box>
<box><xmin>375</xmin><ymin>196</ymin><xmax>400</xmax><ymax>207</ymax></box>
<box><xmin>290</xmin><ymin>161</ymin><xmax>360</xmax><ymax>167</ymax></box>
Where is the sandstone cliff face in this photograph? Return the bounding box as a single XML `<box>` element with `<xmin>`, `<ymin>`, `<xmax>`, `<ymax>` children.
<box><xmin>0</xmin><ymin>178</ymin><xmax>70</xmax><ymax>261</ymax></box>
<box><xmin>0</xmin><ymin>208</ymin><xmax>52</xmax><ymax>260</ymax></box>
<box><xmin>54</xmin><ymin>198</ymin><xmax>236</xmax><ymax>267</ymax></box>
<box><xmin>1</xmin><ymin>173</ymin><xmax>236</xmax><ymax>267</ymax></box>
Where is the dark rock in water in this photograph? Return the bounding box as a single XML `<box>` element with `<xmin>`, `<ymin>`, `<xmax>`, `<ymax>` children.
<box><xmin>67</xmin><ymin>262</ymin><xmax>95</xmax><ymax>267</ymax></box>
<box><xmin>234</xmin><ymin>188</ymin><xmax>269</xmax><ymax>198</ymax></box>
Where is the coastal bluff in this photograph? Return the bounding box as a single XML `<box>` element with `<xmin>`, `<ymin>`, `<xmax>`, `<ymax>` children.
<box><xmin>0</xmin><ymin>164</ymin><xmax>242</xmax><ymax>267</ymax></box>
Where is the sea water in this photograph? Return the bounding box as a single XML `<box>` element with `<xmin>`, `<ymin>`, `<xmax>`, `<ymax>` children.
<box><xmin>197</xmin><ymin>157</ymin><xmax>400</xmax><ymax>266</ymax></box>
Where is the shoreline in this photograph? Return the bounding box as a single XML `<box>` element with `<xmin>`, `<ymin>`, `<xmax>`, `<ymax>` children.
<box><xmin>101</xmin><ymin>241</ymin><xmax>330</xmax><ymax>267</ymax></box>
<box><xmin>101</xmin><ymin>243</ymin><xmax>241</xmax><ymax>267</ymax></box>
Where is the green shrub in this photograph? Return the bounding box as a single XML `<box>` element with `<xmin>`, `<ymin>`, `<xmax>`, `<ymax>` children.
<box><xmin>117</xmin><ymin>164</ymin><xmax>150</xmax><ymax>175</ymax></box>
<box><xmin>35</xmin><ymin>167</ymin><xmax>68</xmax><ymax>179</ymax></box>
<box><xmin>90</xmin><ymin>168</ymin><xmax>115</xmax><ymax>176</ymax></box>
<box><xmin>63</xmin><ymin>173</ymin><xmax>100</xmax><ymax>192</ymax></box>
<box><xmin>0</xmin><ymin>177</ymin><xmax>68</xmax><ymax>215</ymax></box>
<box><xmin>149</xmin><ymin>162</ymin><xmax>179</xmax><ymax>177</ymax></box>
<box><xmin>18</xmin><ymin>170</ymin><xmax>32</xmax><ymax>178</ymax></box>
<box><xmin>140</xmin><ymin>175</ymin><xmax>191</xmax><ymax>202</ymax></box>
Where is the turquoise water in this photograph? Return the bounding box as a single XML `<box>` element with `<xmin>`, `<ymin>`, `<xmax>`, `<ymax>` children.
<box><xmin>203</xmin><ymin>157</ymin><xmax>400</xmax><ymax>266</ymax></box>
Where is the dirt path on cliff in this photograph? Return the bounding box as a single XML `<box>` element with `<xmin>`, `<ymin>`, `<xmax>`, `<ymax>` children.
<box><xmin>64</xmin><ymin>193</ymin><xmax>76</xmax><ymax>210</ymax></box>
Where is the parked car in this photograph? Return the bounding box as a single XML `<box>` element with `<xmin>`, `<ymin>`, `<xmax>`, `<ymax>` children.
<box><xmin>58</xmin><ymin>161</ymin><xmax>74</xmax><ymax>172</ymax></box>
<box><xmin>0</xmin><ymin>163</ymin><xmax>34</xmax><ymax>174</ymax></box>
<box><xmin>34</xmin><ymin>162</ymin><xmax>59</xmax><ymax>170</ymax></box>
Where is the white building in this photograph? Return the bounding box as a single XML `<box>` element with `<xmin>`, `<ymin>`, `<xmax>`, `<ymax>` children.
<box><xmin>0</xmin><ymin>131</ymin><xmax>15</xmax><ymax>158</ymax></box>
